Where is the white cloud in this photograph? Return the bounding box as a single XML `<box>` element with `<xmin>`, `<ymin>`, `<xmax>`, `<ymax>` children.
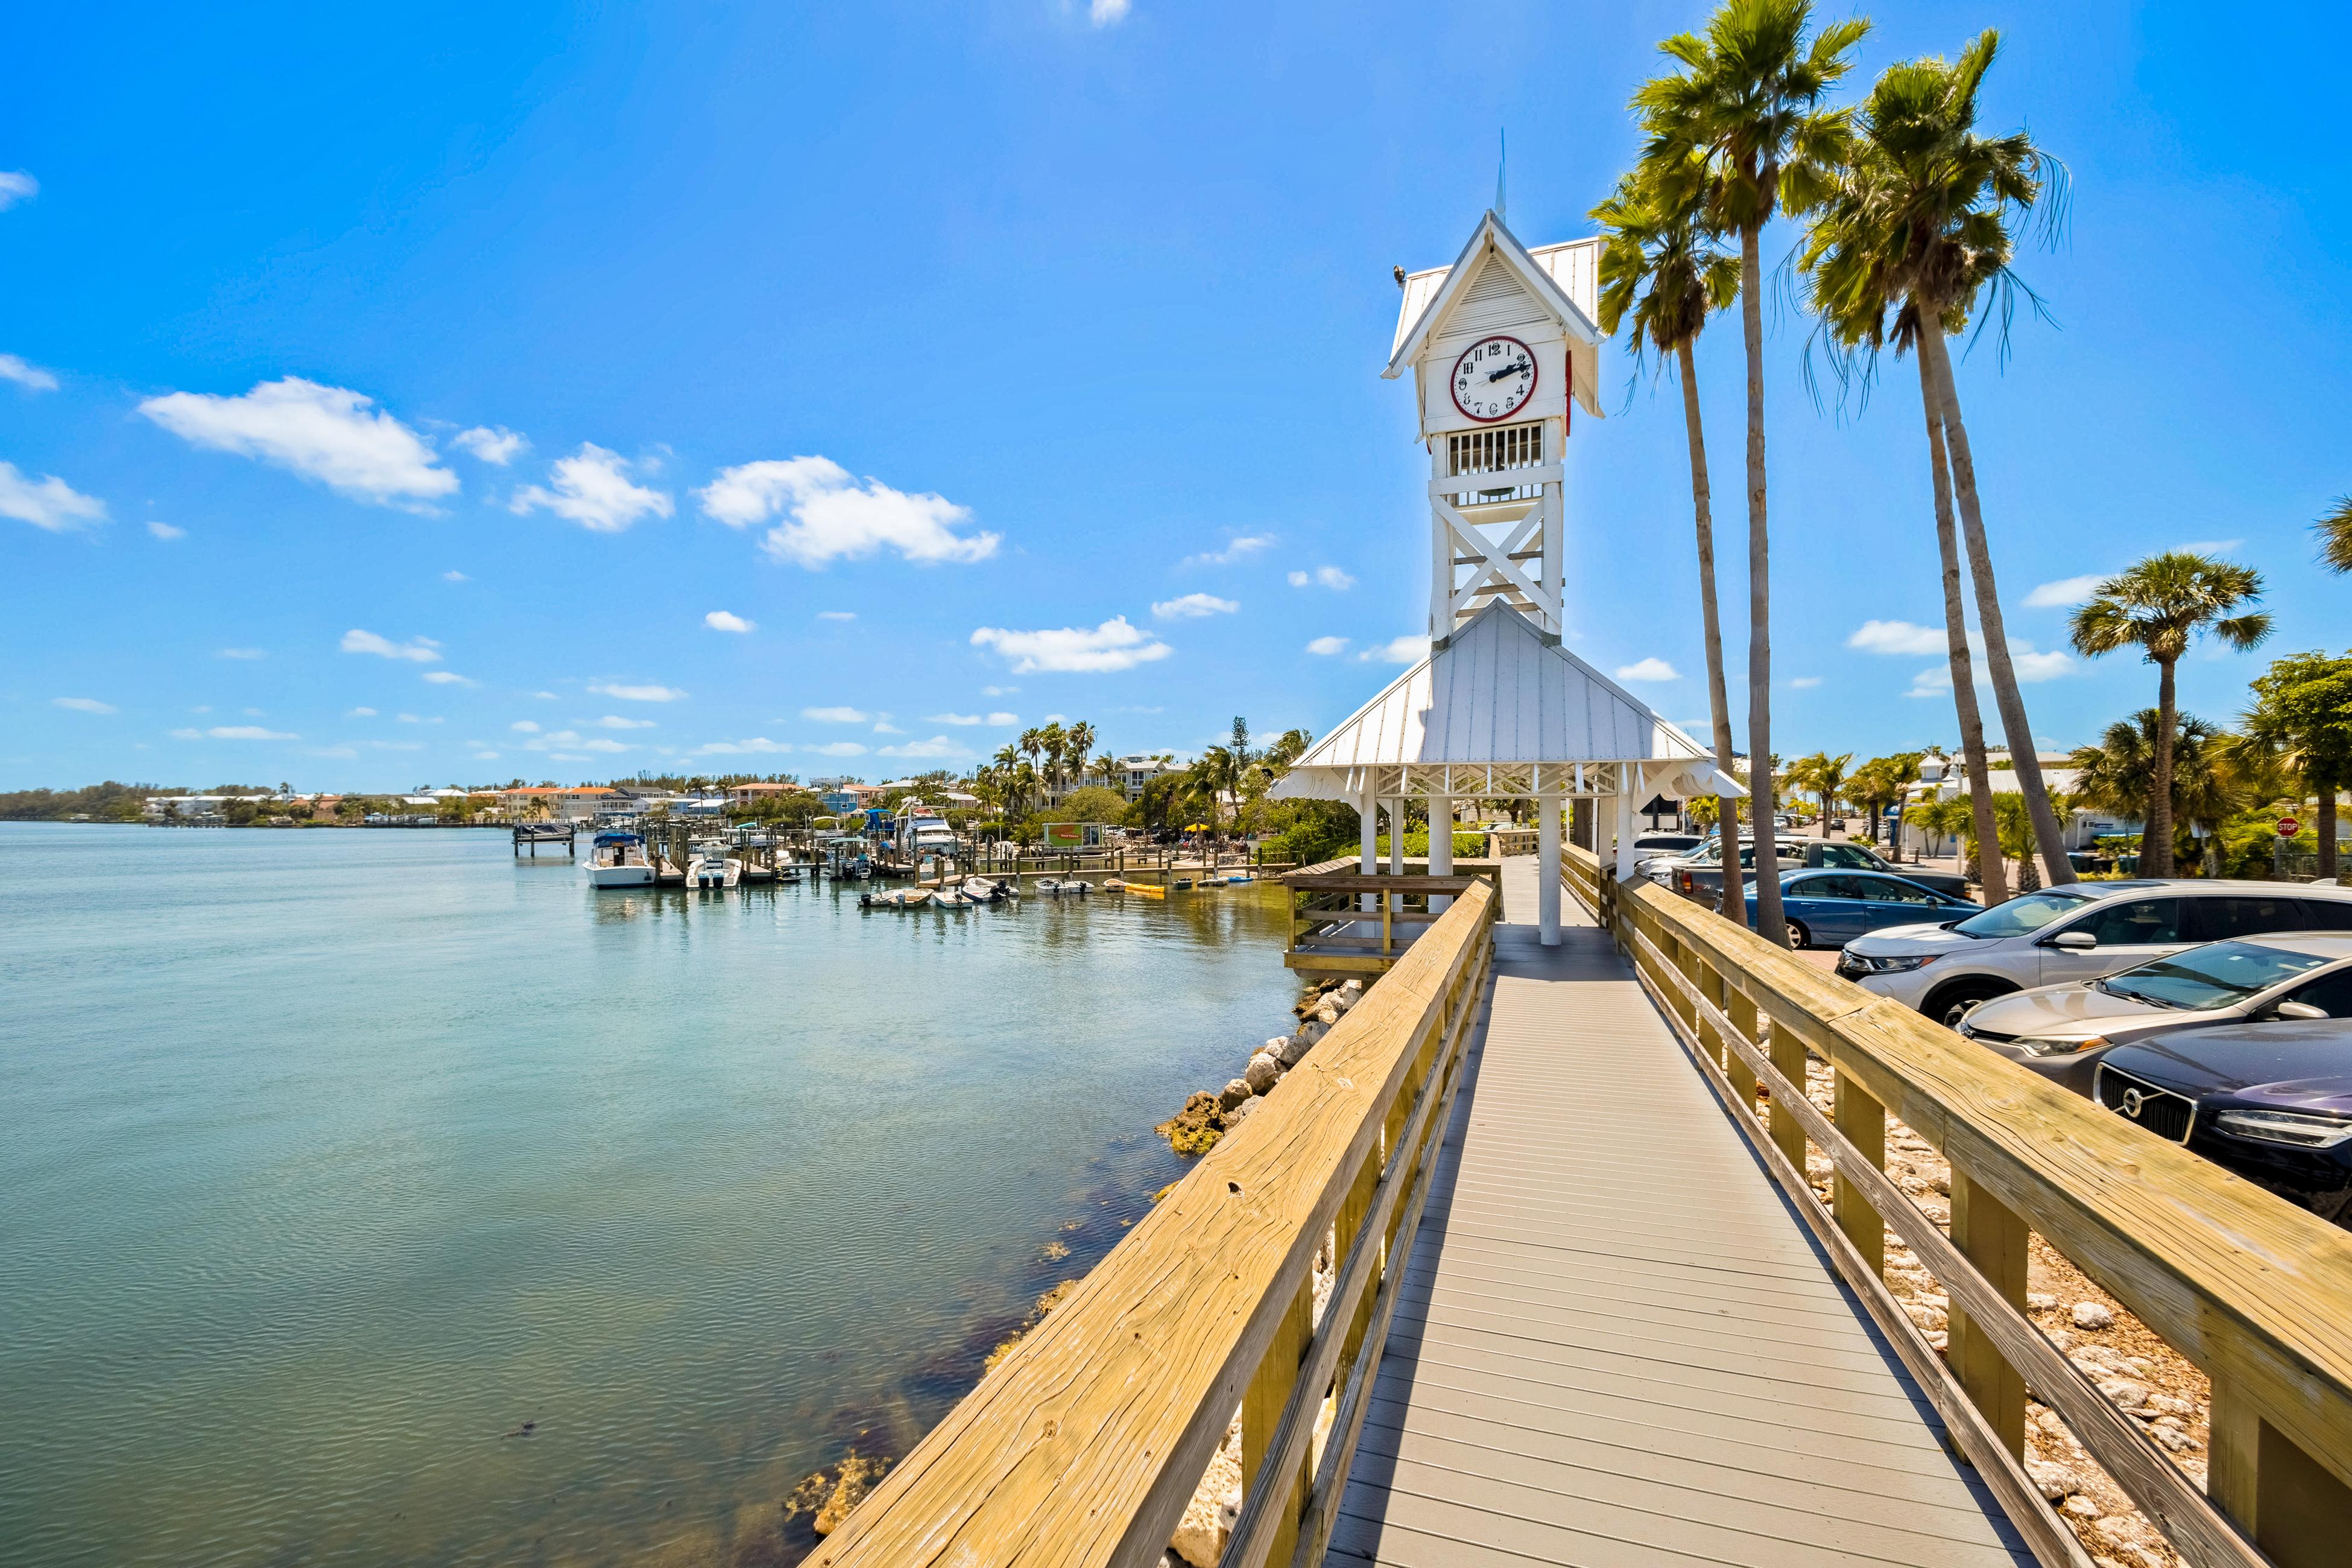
<box><xmin>52</xmin><ymin>696</ymin><xmax>116</xmax><ymax>713</ymax></box>
<box><xmin>807</xmin><ymin>741</ymin><xmax>869</xmax><ymax>757</ymax></box>
<box><xmin>147</xmin><ymin>520</ymin><xmax>186</xmax><ymax>540</ymax></box>
<box><xmin>452</xmin><ymin>425</ymin><xmax>528</xmax><ymax>465</ymax></box>
<box><xmin>0</xmin><ymin>461</ymin><xmax>107</xmax><ymax>530</ymax></box>
<box><xmin>529</xmin><ymin>690</ymin><xmax>560</xmax><ymax>700</ymax></box>
<box><xmin>139</xmin><ymin>378</ymin><xmax>457</xmax><ymax>510</ymax></box>
<box><xmin>593</xmin><ymin>715</ymin><xmax>654</xmax><ymax>729</ymax></box>
<box><xmin>803</xmin><ymin>705</ymin><xmax>873</xmax><ymax>724</ymax></box>
<box><xmin>925</xmin><ymin>710</ymin><xmax>1020</xmax><ymax>726</ymax></box>
<box><xmin>699</xmin><ymin>455</ymin><xmax>997</xmax><ymax>566</ymax></box>
<box><xmin>1614</xmin><ymin>657</ymin><xmax>1680</xmax><ymax>682</ymax></box>
<box><xmin>589</xmin><ymin>682</ymin><xmax>685</xmax><ymax>702</ymax></box>
<box><xmin>347</xmin><ymin>706</ymin><xmax>377</xmax><ymax>717</ymax></box>
<box><xmin>1183</xmin><ymin>534</ymin><xmax>1275</xmax><ymax>567</ymax></box>
<box><xmin>1288</xmin><ymin>565</ymin><xmax>1355</xmax><ymax>590</ymax></box>
<box><xmin>1359</xmin><ymin>635</ymin><xmax>1429</xmax><ymax>665</ymax></box>
<box><xmin>1790</xmin><ymin>675</ymin><xmax>1822</xmax><ymax>689</ymax></box>
<box><xmin>340</xmin><ymin>628</ymin><xmax>441</xmax><ymax>662</ymax></box>
<box><xmin>879</xmin><ymin>735</ymin><xmax>973</xmax><ymax>759</ymax></box>
<box><xmin>473</xmin><ymin>751</ymin><xmax>499</xmax><ymax>761</ymax></box>
<box><xmin>310</xmin><ymin>745</ymin><xmax>358</xmax><ymax>759</ymax></box>
<box><xmin>2023</xmin><ymin>574</ymin><xmax>2106</xmax><ymax>609</ymax></box>
<box><xmin>369</xmin><ymin>739</ymin><xmax>425</xmax><ymax>751</ymax></box>
<box><xmin>872</xmin><ymin>721</ymin><xmax>903</xmax><ymax>735</ymax></box>
<box><xmin>442</xmin><ymin>569</ymin><xmax>468</xmax><ymax>582</ymax></box>
<box><xmin>2175</xmin><ymin>539</ymin><xmax>2245</xmax><ymax>554</ymax></box>
<box><xmin>1090</xmin><ymin>0</ymin><xmax>1131</xmax><ymax>23</ymax></box>
<box><xmin>217</xmin><ymin>647</ymin><xmax>265</xmax><ymax>660</ymax></box>
<box><xmin>1305</xmin><ymin>636</ymin><xmax>1349</xmax><ymax>656</ymax></box>
<box><xmin>2013</xmin><ymin>648</ymin><xmax>2075</xmax><ymax>681</ymax></box>
<box><xmin>0</xmin><ymin>353</ymin><xmax>58</xmax><ymax>391</ymax></box>
<box><xmin>421</xmin><ymin>671</ymin><xmax>475</xmax><ymax>685</ymax></box>
<box><xmin>970</xmin><ymin>616</ymin><xmax>1171</xmax><ymax>674</ymax></box>
<box><xmin>0</xmin><ymin>171</ymin><xmax>37</xmax><ymax>210</ymax></box>
<box><xmin>1152</xmin><ymin>592</ymin><xmax>1239</xmax><ymax>619</ymax></box>
<box><xmin>510</xmin><ymin>444</ymin><xmax>672</xmax><ymax>533</ymax></box>
<box><xmin>817</xmin><ymin>610</ymin><xmax>856</xmax><ymax>622</ymax></box>
<box><xmin>520</xmin><ymin>728</ymin><xmax>630</xmax><ymax>754</ymax></box>
<box><xmin>511</xmin><ymin>721</ymin><xmax>542</xmax><ymax>733</ymax></box>
<box><xmin>982</xmin><ymin>685</ymin><xmax>1017</xmax><ymax>697</ymax></box>
<box><xmin>200</xmin><ymin>725</ymin><xmax>297</xmax><ymax>741</ymax></box>
<box><xmin>1847</xmin><ymin>619</ymin><xmax>1947</xmax><ymax>656</ymax></box>
<box><xmin>696</xmin><ymin>736</ymin><xmax>793</xmax><ymax>755</ymax></box>
<box><xmin>704</xmin><ymin>610</ymin><xmax>754</xmax><ymax>633</ymax></box>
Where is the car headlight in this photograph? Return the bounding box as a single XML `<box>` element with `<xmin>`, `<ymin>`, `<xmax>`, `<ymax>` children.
<box><xmin>1843</xmin><ymin>953</ymin><xmax>1936</xmax><ymax>975</ymax></box>
<box><xmin>2012</xmin><ymin>1035</ymin><xmax>2109</xmax><ymax>1058</ymax></box>
<box><xmin>2213</xmin><ymin>1109</ymin><xmax>2352</xmax><ymax>1149</ymax></box>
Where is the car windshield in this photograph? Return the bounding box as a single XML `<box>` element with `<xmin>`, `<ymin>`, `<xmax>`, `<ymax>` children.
<box><xmin>1952</xmin><ymin>889</ymin><xmax>2096</xmax><ymax>939</ymax></box>
<box><xmin>2098</xmin><ymin>941</ymin><xmax>2331</xmax><ymax>1011</ymax></box>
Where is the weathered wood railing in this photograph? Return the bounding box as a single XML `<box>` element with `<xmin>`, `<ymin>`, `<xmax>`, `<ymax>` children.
<box><xmin>1563</xmin><ymin>841</ymin><xmax>2352</xmax><ymax>1568</ymax></box>
<box><xmin>1279</xmin><ymin>860</ymin><xmax>1498</xmax><ymax>975</ymax></box>
<box><xmin>812</xmin><ymin>878</ymin><xmax>1497</xmax><ymax>1568</ymax></box>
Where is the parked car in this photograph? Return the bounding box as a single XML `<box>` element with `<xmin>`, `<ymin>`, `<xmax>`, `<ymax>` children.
<box><xmin>1628</xmin><ymin>832</ymin><xmax>1707</xmax><ymax>880</ymax></box>
<box><xmin>1740</xmin><ymin>870</ymin><xmax>1977</xmax><ymax>949</ymax></box>
<box><xmin>2091</xmin><ymin>1020</ymin><xmax>2352</xmax><ymax>1226</ymax></box>
<box><xmin>1954</xmin><ymin>934</ymin><xmax>2352</xmax><ymax>1092</ymax></box>
<box><xmin>1838</xmin><ymin>880</ymin><xmax>2352</xmax><ymax>1028</ymax></box>
<box><xmin>1666</xmin><ymin>837</ymin><xmax>1968</xmax><ymax>902</ymax></box>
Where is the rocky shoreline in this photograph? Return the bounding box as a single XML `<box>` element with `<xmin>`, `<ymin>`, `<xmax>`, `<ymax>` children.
<box><xmin>1154</xmin><ymin>976</ymin><xmax>1362</xmax><ymax>1156</ymax></box>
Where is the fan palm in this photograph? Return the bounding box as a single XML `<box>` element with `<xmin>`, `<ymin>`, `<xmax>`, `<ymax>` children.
<box><xmin>1782</xmin><ymin>750</ymin><xmax>1852</xmax><ymax>838</ymax></box>
<box><xmin>2318</xmin><ymin>497</ymin><xmax>2352</xmax><ymax>575</ymax></box>
<box><xmin>2240</xmin><ymin>651</ymin><xmax>2352</xmax><ymax>880</ymax></box>
<box><xmin>1633</xmin><ymin>0</ymin><xmax>1868</xmax><ymax>946</ymax></box>
<box><xmin>1800</xmin><ymin>29</ymin><xmax>2070</xmax><ymax>891</ymax></box>
<box><xmin>1064</xmin><ymin>721</ymin><xmax>1096</xmax><ymax>783</ymax></box>
<box><xmin>2069</xmin><ymin>710</ymin><xmax>2239</xmax><ymax>871</ymax></box>
<box><xmin>2069</xmin><ymin>553</ymin><xmax>2270</xmax><ymax>875</ymax></box>
<box><xmin>1593</xmin><ymin>159</ymin><xmax>1743</xmax><ymax>920</ymax></box>
<box><xmin>1186</xmin><ymin>745</ymin><xmax>1242</xmax><ymax>838</ymax></box>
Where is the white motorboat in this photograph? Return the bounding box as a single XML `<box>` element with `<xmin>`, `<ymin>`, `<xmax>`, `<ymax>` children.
<box><xmin>1037</xmin><ymin>877</ymin><xmax>1090</xmax><ymax>896</ymax></box>
<box><xmin>585</xmin><ymin>830</ymin><xmax>655</xmax><ymax>889</ymax></box>
<box><xmin>685</xmin><ymin>839</ymin><xmax>740</xmax><ymax>889</ymax></box>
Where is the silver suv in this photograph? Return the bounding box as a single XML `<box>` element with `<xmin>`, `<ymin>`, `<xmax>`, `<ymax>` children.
<box><xmin>1838</xmin><ymin>880</ymin><xmax>2352</xmax><ymax>1028</ymax></box>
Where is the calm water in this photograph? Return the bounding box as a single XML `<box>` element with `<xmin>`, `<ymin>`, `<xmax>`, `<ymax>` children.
<box><xmin>0</xmin><ymin>824</ymin><xmax>1295</xmax><ymax>1567</ymax></box>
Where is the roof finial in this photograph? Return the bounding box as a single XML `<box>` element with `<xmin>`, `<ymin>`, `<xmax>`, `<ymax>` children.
<box><xmin>1494</xmin><ymin>128</ymin><xmax>1507</xmax><ymax>222</ymax></box>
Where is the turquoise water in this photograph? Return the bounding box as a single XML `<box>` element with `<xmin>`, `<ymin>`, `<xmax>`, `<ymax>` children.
<box><xmin>0</xmin><ymin>824</ymin><xmax>1295</xmax><ymax>1567</ymax></box>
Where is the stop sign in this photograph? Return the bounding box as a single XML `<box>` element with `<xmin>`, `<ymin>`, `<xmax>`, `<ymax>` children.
<box><xmin>2278</xmin><ymin>817</ymin><xmax>2300</xmax><ymax>838</ymax></box>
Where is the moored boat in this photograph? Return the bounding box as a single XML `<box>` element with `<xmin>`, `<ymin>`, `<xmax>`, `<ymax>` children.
<box><xmin>584</xmin><ymin>831</ymin><xmax>655</xmax><ymax>889</ymax></box>
<box><xmin>685</xmin><ymin>840</ymin><xmax>740</xmax><ymax>889</ymax></box>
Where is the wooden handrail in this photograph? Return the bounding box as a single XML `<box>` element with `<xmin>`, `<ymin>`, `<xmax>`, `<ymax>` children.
<box><xmin>813</xmin><ymin>880</ymin><xmax>1497</xmax><ymax>1568</ymax></box>
<box><xmin>1561</xmin><ymin>841</ymin><xmax>2352</xmax><ymax>1568</ymax></box>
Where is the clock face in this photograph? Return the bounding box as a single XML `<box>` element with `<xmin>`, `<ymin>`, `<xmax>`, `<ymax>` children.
<box><xmin>1450</xmin><ymin>335</ymin><xmax>1537</xmax><ymax>423</ymax></box>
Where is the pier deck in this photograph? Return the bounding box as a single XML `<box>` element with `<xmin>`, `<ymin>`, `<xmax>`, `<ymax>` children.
<box><xmin>1327</xmin><ymin>856</ymin><xmax>2032</xmax><ymax>1568</ymax></box>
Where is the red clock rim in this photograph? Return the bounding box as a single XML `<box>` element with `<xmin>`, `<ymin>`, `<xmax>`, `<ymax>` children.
<box><xmin>1449</xmin><ymin>334</ymin><xmax>1538</xmax><ymax>424</ymax></box>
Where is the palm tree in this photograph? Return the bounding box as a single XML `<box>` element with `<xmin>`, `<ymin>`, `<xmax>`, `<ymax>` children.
<box><xmin>2318</xmin><ymin>497</ymin><xmax>2352</xmax><ymax>575</ymax></box>
<box><xmin>2070</xmin><ymin>552</ymin><xmax>2271</xmax><ymax>876</ymax></box>
<box><xmin>2240</xmin><ymin>651</ymin><xmax>2352</xmax><ymax>880</ymax></box>
<box><xmin>1800</xmin><ymin>29</ymin><xmax>2070</xmax><ymax>891</ymax></box>
<box><xmin>1186</xmin><ymin>745</ymin><xmax>1241</xmax><ymax>838</ymax></box>
<box><xmin>1783</xmin><ymin>751</ymin><xmax>1852</xmax><ymax>837</ymax></box>
<box><xmin>1634</xmin><ymin>0</ymin><xmax>1868</xmax><ymax>946</ymax></box>
<box><xmin>1016</xmin><ymin>729</ymin><xmax>1043</xmax><ymax>776</ymax></box>
<box><xmin>1910</xmin><ymin>793</ymin><xmax>1978</xmax><ymax>877</ymax></box>
<box><xmin>1263</xmin><ymin>729</ymin><xmax>1312</xmax><ymax>773</ymax></box>
<box><xmin>1065</xmin><ymin>721</ymin><xmax>1097</xmax><ymax>782</ymax></box>
<box><xmin>1593</xmin><ymin>159</ymin><xmax>1743</xmax><ymax>920</ymax></box>
<box><xmin>2070</xmin><ymin>710</ymin><xmax>2240</xmax><ymax>872</ymax></box>
<box><xmin>1089</xmin><ymin>752</ymin><xmax>1118</xmax><ymax>789</ymax></box>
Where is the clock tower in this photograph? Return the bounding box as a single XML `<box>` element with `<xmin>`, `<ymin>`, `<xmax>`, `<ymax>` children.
<box><xmin>1386</xmin><ymin>210</ymin><xmax>1605</xmax><ymax>645</ymax></box>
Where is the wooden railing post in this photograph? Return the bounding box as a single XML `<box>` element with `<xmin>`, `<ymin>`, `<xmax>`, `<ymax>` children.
<box><xmin>1243</xmin><ymin>1271</ymin><xmax>1314</xmax><ymax>1563</ymax></box>
<box><xmin>2210</xmin><ymin>1374</ymin><xmax>2352</xmax><ymax>1568</ymax></box>
<box><xmin>1831</xmin><ymin>1068</ymin><xmax>1884</xmax><ymax>1272</ymax></box>
<box><xmin>1948</xmin><ymin>1168</ymin><xmax>2028</xmax><ymax>1457</ymax></box>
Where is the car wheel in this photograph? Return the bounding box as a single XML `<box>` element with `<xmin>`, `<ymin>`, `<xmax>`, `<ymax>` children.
<box><xmin>1785</xmin><ymin>920</ymin><xmax>1812</xmax><ymax>950</ymax></box>
<box><xmin>1927</xmin><ymin>978</ymin><xmax>2017</xmax><ymax>1030</ymax></box>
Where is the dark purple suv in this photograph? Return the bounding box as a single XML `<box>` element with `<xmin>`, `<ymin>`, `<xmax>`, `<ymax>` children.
<box><xmin>2093</xmin><ymin>1020</ymin><xmax>2352</xmax><ymax>1226</ymax></box>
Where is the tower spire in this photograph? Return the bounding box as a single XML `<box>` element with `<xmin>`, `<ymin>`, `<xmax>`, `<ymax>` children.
<box><xmin>1494</xmin><ymin>129</ymin><xmax>1507</xmax><ymax>221</ymax></box>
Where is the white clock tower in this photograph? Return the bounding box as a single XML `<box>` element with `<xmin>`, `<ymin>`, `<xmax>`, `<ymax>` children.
<box><xmin>1384</xmin><ymin>210</ymin><xmax>1605</xmax><ymax>645</ymax></box>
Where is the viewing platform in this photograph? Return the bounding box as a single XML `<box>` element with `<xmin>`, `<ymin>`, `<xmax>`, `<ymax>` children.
<box><xmin>811</xmin><ymin>849</ymin><xmax>2352</xmax><ymax>1568</ymax></box>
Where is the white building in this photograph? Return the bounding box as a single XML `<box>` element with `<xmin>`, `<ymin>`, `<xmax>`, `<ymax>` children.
<box><xmin>1114</xmin><ymin>755</ymin><xmax>1177</xmax><ymax>798</ymax></box>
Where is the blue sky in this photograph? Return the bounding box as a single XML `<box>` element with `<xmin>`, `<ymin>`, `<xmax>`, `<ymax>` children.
<box><xmin>6</xmin><ymin>2</ymin><xmax>2348</xmax><ymax>790</ymax></box>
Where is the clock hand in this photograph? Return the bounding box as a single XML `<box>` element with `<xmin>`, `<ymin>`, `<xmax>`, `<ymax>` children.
<box><xmin>1487</xmin><ymin>360</ymin><xmax>1528</xmax><ymax>383</ymax></box>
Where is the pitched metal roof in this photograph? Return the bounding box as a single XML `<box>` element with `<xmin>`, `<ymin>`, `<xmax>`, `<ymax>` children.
<box><xmin>1385</xmin><ymin>211</ymin><xmax>1605</xmax><ymax>416</ymax></box>
<box><xmin>1272</xmin><ymin>603</ymin><xmax>1742</xmax><ymax>800</ymax></box>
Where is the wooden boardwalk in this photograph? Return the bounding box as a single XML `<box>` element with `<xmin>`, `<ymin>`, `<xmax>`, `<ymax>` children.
<box><xmin>1327</xmin><ymin>858</ymin><xmax>2034</xmax><ymax>1568</ymax></box>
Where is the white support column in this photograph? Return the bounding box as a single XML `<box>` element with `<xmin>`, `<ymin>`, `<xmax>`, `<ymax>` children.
<box><xmin>1428</xmin><ymin>795</ymin><xmax>1453</xmax><ymax>912</ymax></box>
<box><xmin>1359</xmin><ymin>781</ymin><xmax>1378</xmax><ymax>912</ymax></box>
<box><xmin>1386</xmin><ymin>799</ymin><xmax>1405</xmax><ymax>877</ymax></box>
<box><xmin>1615</xmin><ymin>782</ymin><xmax>1639</xmax><ymax>882</ymax></box>
<box><xmin>1537</xmin><ymin>791</ymin><xmax>1562</xmax><ymax>946</ymax></box>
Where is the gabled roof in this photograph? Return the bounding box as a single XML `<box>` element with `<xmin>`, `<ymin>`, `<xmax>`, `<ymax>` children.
<box><xmin>1272</xmin><ymin>603</ymin><xmax>1741</xmax><ymax>799</ymax></box>
<box><xmin>1385</xmin><ymin>212</ymin><xmax>1604</xmax><ymax>395</ymax></box>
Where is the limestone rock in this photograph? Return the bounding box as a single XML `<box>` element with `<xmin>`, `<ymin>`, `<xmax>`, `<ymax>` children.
<box><xmin>1218</xmin><ymin>1078</ymin><xmax>1252</xmax><ymax>1111</ymax></box>
<box><xmin>2071</xmin><ymin>1301</ymin><xmax>2115</xmax><ymax>1330</ymax></box>
<box><xmin>1329</xmin><ymin>989</ymin><xmax>1356</xmax><ymax>1014</ymax></box>
<box><xmin>1904</xmin><ymin>1302</ymin><xmax>1949</xmax><ymax>1333</ymax></box>
<box><xmin>2027</xmin><ymin>1291</ymin><xmax>2058</xmax><ymax>1312</ymax></box>
<box><xmin>1276</xmin><ymin>1032</ymin><xmax>1314</xmax><ymax>1067</ymax></box>
<box><xmin>1314</xmin><ymin>1001</ymin><xmax>1341</xmax><ymax>1026</ymax></box>
<box><xmin>2025</xmin><ymin>1459</ymin><xmax>2081</xmax><ymax>1500</ymax></box>
<box><xmin>2096</xmin><ymin>1377</ymin><xmax>2151</xmax><ymax>1412</ymax></box>
<box><xmin>1244</xmin><ymin>1052</ymin><xmax>1282</xmax><ymax>1094</ymax></box>
<box><xmin>1294</xmin><ymin>1019</ymin><xmax>1327</xmax><ymax>1048</ymax></box>
<box><xmin>2062</xmin><ymin>1493</ymin><xmax>2103</xmax><ymax>1520</ymax></box>
<box><xmin>1170</xmin><ymin>1418</ymin><xmax>1244</xmax><ymax>1568</ymax></box>
<box><xmin>1157</xmin><ymin>1092</ymin><xmax>1227</xmax><ymax>1155</ymax></box>
<box><xmin>1339</xmin><ymin>979</ymin><xmax>1363</xmax><ymax>997</ymax></box>
<box><xmin>1225</xmin><ymin>1097</ymin><xmax>1258</xmax><ymax>1127</ymax></box>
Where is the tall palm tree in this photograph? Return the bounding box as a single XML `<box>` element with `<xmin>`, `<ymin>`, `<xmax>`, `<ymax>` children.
<box><xmin>2070</xmin><ymin>710</ymin><xmax>2240</xmax><ymax>872</ymax></box>
<box><xmin>2318</xmin><ymin>497</ymin><xmax>2352</xmax><ymax>575</ymax></box>
<box><xmin>1635</xmin><ymin>0</ymin><xmax>1868</xmax><ymax>946</ymax></box>
<box><xmin>1016</xmin><ymin>728</ymin><xmax>1043</xmax><ymax>777</ymax></box>
<box><xmin>1065</xmin><ymin>721</ymin><xmax>1097</xmax><ymax>782</ymax></box>
<box><xmin>1263</xmin><ymin>729</ymin><xmax>1312</xmax><ymax>773</ymax></box>
<box><xmin>2070</xmin><ymin>552</ymin><xmax>2270</xmax><ymax>876</ymax></box>
<box><xmin>2240</xmin><ymin>651</ymin><xmax>2352</xmax><ymax>880</ymax></box>
<box><xmin>1800</xmin><ymin>29</ymin><xmax>2070</xmax><ymax>889</ymax></box>
<box><xmin>1593</xmin><ymin>158</ymin><xmax>1744</xmax><ymax>921</ymax></box>
<box><xmin>1783</xmin><ymin>750</ymin><xmax>1852</xmax><ymax>837</ymax></box>
<box><xmin>1186</xmin><ymin>745</ymin><xmax>1241</xmax><ymax>838</ymax></box>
